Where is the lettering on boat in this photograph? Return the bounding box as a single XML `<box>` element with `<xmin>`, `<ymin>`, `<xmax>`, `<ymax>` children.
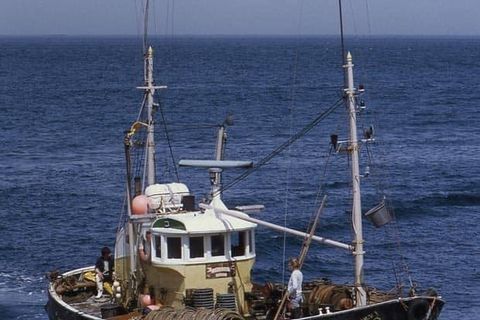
<box><xmin>206</xmin><ymin>262</ymin><xmax>236</xmax><ymax>278</ymax></box>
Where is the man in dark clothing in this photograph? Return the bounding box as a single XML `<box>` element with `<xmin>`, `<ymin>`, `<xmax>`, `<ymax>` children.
<box><xmin>95</xmin><ymin>246</ymin><xmax>114</xmax><ymax>299</ymax></box>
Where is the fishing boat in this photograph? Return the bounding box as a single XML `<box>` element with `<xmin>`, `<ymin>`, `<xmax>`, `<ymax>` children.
<box><xmin>46</xmin><ymin>1</ymin><xmax>444</xmax><ymax>320</ymax></box>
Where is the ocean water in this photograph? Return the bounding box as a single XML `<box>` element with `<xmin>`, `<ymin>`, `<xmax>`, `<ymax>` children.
<box><xmin>0</xmin><ymin>36</ymin><xmax>479</xmax><ymax>319</ymax></box>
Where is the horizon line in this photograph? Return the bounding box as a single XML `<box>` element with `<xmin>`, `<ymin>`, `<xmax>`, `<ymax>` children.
<box><xmin>1</xmin><ymin>33</ymin><xmax>479</xmax><ymax>38</ymax></box>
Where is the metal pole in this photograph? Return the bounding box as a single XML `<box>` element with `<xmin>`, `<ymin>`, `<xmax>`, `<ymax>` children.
<box><xmin>124</xmin><ymin>133</ymin><xmax>137</xmax><ymax>288</ymax></box>
<box><xmin>344</xmin><ymin>52</ymin><xmax>367</xmax><ymax>306</ymax></box>
<box><xmin>146</xmin><ymin>46</ymin><xmax>156</xmax><ymax>186</ymax></box>
<box><xmin>213</xmin><ymin>125</ymin><xmax>226</xmax><ymax>191</ymax></box>
<box><xmin>200</xmin><ymin>203</ymin><xmax>352</xmax><ymax>251</ymax></box>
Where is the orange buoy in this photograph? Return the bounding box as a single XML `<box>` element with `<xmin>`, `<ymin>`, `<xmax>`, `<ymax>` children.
<box><xmin>132</xmin><ymin>195</ymin><xmax>148</xmax><ymax>215</ymax></box>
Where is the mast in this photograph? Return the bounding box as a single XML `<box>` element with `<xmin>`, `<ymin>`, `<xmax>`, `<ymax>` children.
<box><xmin>125</xmin><ymin>0</ymin><xmax>166</xmax><ymax>294</ymax></box>
<box><xmin>145</xmin><ymin>46</ymin><xmax>156</xmax><ymax>186</ymax></box>
<box><xmin>138</xmin><ymin>0</ymin><xmax>168</xmax><ymax>186</ymax></box>
<box><xmin>344</xmin><ymin>52</ymin><xmax>367</xmax><ymax>306</ymax></box>
<box><xmin>211</xmin><ymin>124</ymin><xmax>227</xmax><ymax>196</ymax></box>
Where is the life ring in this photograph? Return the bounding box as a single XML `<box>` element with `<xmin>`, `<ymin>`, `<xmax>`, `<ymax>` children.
<box><xmin>408</xmin><ymin>299</ymin><xmax>429</xmax><ymax>320</ymax></box>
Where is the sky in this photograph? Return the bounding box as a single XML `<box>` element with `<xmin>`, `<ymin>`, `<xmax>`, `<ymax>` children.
<box><xmin>1</xmin><ymin>0</ymin><xmax>480</xmax><ymax>36</ymax></box>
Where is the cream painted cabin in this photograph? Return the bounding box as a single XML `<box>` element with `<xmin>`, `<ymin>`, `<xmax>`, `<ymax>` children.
<box><xmin>116</xmin><ymin>185</ymin><xmax>257</xmax><ymax>315</ymax></box>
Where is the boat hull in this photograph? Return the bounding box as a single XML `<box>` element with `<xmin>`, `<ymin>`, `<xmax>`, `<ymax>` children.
<box><xmin>46</xmin><ymin>266</ymin><xmax>101</xmax><ymax>320</ymax></box>
<box><xmin>298</xmin><ymin>296</ymin><xmax>444</xmax><ymax>320</ymax></box>
<box><xmin>47</xmin><ymin>267</ymin><xmax>443</xmax><ymax>320</ymax></box>
<box><xmin>46</xmin><ymin>288</ymin><xmax>101</xmax><ymax>320</ymax></box>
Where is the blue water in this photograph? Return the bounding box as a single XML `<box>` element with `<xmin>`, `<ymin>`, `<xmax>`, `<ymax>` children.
<box><xmin>0</xmin><ymin>36</ymin><xmax>479</xmax><ymax>319</ymax></box>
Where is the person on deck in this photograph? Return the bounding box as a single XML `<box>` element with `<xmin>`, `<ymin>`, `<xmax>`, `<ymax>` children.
<box><xmin>138</xmin><ymin>230</ymin><xmax>152</xmax><ymax>262</ymax></box>
<box><xmin>287</xmin><ymin>257</ymin><xmax>303</xmax><ymax>319</ymax></box>
<box><xmin>138</xmin><ymin>230</ymin><xmax>153</xmax><ymax>295</ymax></box>
<box><xmin>95</xmin><ymin>246</ymin><xmax>114</xmax><ymax>299</ymax></box>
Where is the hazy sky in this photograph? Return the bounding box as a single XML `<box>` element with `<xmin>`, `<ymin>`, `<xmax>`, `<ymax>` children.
<box><xmin>1</xmin><ymin>0</ymin><xmax>479</xmax><ymax>36</ymax></box>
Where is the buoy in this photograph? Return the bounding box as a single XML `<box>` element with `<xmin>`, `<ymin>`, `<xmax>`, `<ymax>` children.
<box><xmin>132</xmin><ymin>195</ymin><xmax>148</xmax><ymax>215</ymax></box>
<box><xmin>140</xmin><ymin>294</ymin><xmax>152</xmax><ymax>307</ymax></box>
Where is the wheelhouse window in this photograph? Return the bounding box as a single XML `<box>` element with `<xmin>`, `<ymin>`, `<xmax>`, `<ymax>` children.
<box><xmin>249</xmin><ymin>230</ymin><xmax>254</xmax><ymax>253</ymax></box>
<box><xmin>211</xmin><ymin>234</ymin><xmax>225</xmax><ymax>257</ymax></box>
<box><xmin>167</xmin><ymin>237</ymin><xmax>182</xmax><ymax>259</ymax></box>
<box><xmin>154</xmin><ymin>235</ymin><xmax>162</xmax><ymax>258</ymax></box>
<box><xmin>231</xmin><ymin>231</ymin><xmax>247</xmax><ymax>257</ymax></box>
<box><xmin>189</xmin><ymin>236</ymin><xmax>204</xmax><ymax>258</ymax></box>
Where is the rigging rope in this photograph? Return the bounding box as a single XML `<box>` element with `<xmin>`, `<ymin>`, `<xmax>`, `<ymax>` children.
<box><xmin>347</xmin><ymin>0</ymin><xmax>358</xmax><ymax>36</ymax></box>
<box><xmin>281</xmin><ymin>0</ymin><xmax>306</xmax><ymax>286</ymax></box>
<box><xmin>364</xmin><ymin>0</ymin><xmax>372</xmax><ymax>35</ymax></box>
<box><xmin>313</xmin><ymin>145</ymin><xmax>334</xmax><ymax>210</ymax></box>
<box><xmin>338</xmin><ymin>0</ymin><xmax>347</xmax><ymax>85</ymax></box>
<box><xmin>143</xmin><ymin>0</ymin><xmax>150</xmax><ymax>54</ymax></box>
<box><xmin>217</xmin><ymin>97</ymin><xmax>343</xmax><ymax>195</ymax></box>
<box><xmin>158</xmin><ymin>101</ymin><xmax>180</xmax><ymax>182</ymax></box>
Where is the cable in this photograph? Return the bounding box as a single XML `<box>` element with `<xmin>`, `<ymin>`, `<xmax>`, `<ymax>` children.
<box><xmin>217</xmin><ymin>98</ymin><xmax>343</xmax><ymax>195</ymax></box>
<box><xmin>158</xmin><ymin>101</ymin><xmax>180</xmax><ymax>182</ymax></box>
<box><xmin>365</xmin><ymin>0</ymin><xmax>372</xmax><ymax>35</ymax></box>
<box><xmin>143</xmin><ymin>0</ymin><xmax>150</xmax><ymax>54</ymax></box>
<box><xmin>338</xmin><ymin>0</ymin><xmax>346</xmax><ymax>67</ymax></box>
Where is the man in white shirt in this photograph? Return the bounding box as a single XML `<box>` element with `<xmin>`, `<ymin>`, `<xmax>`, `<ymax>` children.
<box><xmin>287</xmin><ymin>257</ymin><xmax>303</xmax><ymax>318</ymax></box>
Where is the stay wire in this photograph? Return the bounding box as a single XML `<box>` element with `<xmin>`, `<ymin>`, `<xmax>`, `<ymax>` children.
<box><xmin>338</xmin><ymin>0</ymin><xmax>346</xmax><ymax>73</ymax></box>
<box><xmin>314</xmin><ymin>146</ymin><xmax>334</xmax><ymax>208</ymax></box>
<box><xmin>364</xmin><ymin>122</ymin><xmax>415</xmax><ymax>287</ymax></box>
<box><xmin>217</xmin><ymin>97</ymin><xmax>343</xmax><ymax>195</ymax></box>
<box><xmin>133</xmin><ymin>0</ymin><xmax>142</xmax><ymax>39</ymax></box>
<box><xmin>365</xmin><ymin>0</ymin><xmax>372</xmax><ymax>35</ymax></box>
<box><xmin>281</xmin><ymin>0</ymin><xmax>305</xmax><ymax>286</ymax></box>
<box><xmin>304</xmin><ymin>145</ymin><xmax>334</xmax><ymax>254</ymax></box>
<box><xmin>352</xmin><ymin>0</ymin><xmax>411</xmax><ymax>283</ymax></box>
<box><xmin>347</xmin><ymin>0</ymin><xmax>358</xmax><ymax>36</ymax></box>
<box><xmin>158</xmin><ymin>100</ymin><xmax>180</xmax><ymax>182</ymax></box>
<box><xmin>143</xmin><ymin>0</ymin><xmax>150</xmax><ymax>54</ymax></box>
<box><xmin>166</xmin><ymin>0</ymin><xmax>170</xmax><ymax>35</ymax></box>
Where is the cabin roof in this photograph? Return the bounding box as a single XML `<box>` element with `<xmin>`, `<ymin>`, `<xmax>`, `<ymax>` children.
<box><xmin>151</xmin><ymin>197</ymin><xmax>256</xmax><ymax>234</ymax></box>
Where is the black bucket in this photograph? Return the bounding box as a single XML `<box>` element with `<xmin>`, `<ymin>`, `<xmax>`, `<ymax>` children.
<box><xmin>101</xmin><ymin>303</ymin><xmax>125</xmax><ymax>319</ymax></box>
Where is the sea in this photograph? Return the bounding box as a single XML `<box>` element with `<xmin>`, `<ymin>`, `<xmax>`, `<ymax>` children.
<box><xmin>0</xmin><ymin>35</ymin><xmax>479</xmax><ymax>319</ymax></box>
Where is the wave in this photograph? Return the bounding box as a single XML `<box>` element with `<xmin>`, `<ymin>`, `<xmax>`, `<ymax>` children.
<box><xmin>414</xmin><ymin>192</ymin><xmax>480</xmax><ymax>207</ymax></box>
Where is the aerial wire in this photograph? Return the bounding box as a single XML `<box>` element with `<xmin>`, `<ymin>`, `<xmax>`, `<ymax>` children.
<box><xmin>218</xmin><ymin>98</ymin><xmax>343</xmax><ymax>195</ymax></box>
<box><xmin>143</xmin><ymin>0</ymin><xmax>150</xmax><ymax>53</ymax></box>
<box><xmin>347</xmin><ymin>0</ymin><xmax>358</xmax><ymax>36</ymax></box>
<box><xmin>280</xmin><ymin>0</ymin><xmax>306</xmax><ymax>289</ymax></box>
<box><xmin>338</xmin><ymin>0</ymin><xmax>347</xmax><ymax>87</ymax></box>
<box><xmin>134</xmin><ymin>0</ymin><xmax>141</xmax><ymax>38</ymax></box>
<box><xmin>171</xmin><ymin>0</ymin><xmax>175</xmax><ymax>35</ymax></box>
<box><xmin>152</xmin><ymin>0</ymin><xmax>158</xmax><ymax>36</ymax></box>
<box><xmin>158</xmin><ymin>102</ymin><xmax>180</xmax><ymax>182</ymax></box>
<box><xmin>365</xmin><ymin>0</ymin><xmax>372</xmax><ymax>35</ymax></box>
<box><xmin>338</xmin><ymin>0</ymin><xmax>346</xmax><ymax>63</ymax></box>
